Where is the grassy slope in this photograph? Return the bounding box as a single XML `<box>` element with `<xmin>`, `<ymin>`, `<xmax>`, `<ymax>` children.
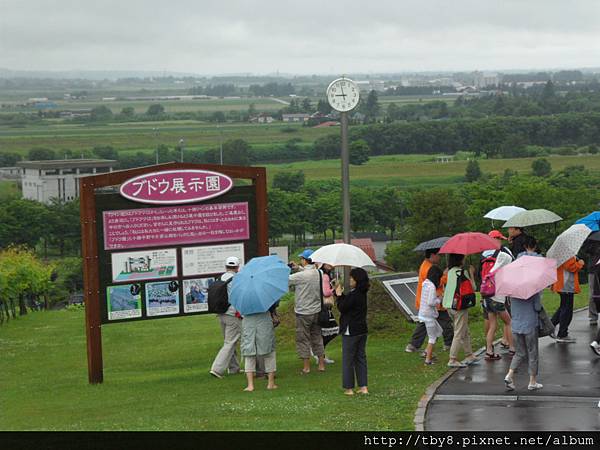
<box><xmin>265</xmin><ymin>154</ymin><xmax>600</xmax><ymax>187</ymax></box>
<box><xmin>0</xmin><ymin>282</ymin><xmax>589</xmax><ymax>431</ymax></box>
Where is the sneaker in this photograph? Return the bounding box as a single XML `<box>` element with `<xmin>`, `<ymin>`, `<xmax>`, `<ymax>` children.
<box><xmin>421</xmin><ymin>350</ymin><xmax>437</xmax><ymax>359</ymax></box>
<box><xmin>313</xmin><ymin>355</ymin><xmax>319</xmax><ymax>364</ymax></box>
<box><xmin>504</xmin><ymin>376</ymin><xmax>515</xmax><ymax>391</ymax></box>
<box><xmin>209</xmin><ymin>370</ymin><xmax>223</xmax><ymax>379</ymax></box>
<box><xmin>424</xmin><ymin>360</ymin><xmax>435</xmax><ymax>366</ymax></box>
<box><xmin>527</xmin><ymin>382</ymin><xmax>543</xmax><ymax>391</ymax></box>
<box><xmin>590</xmin><ymin>341</ymin><xmax>600</xmax><ymax>356</ymax></box>
<box><xmin>405</xmin><ymin>344</ymin><xmax>418</xmax><ymax>353</ymax></box>
<box><xmin>556</xmin><ymin>335</ymin><xmax>577</xmax><ymax>343</ymax></box>
<box><xmin>324</xmin><ymin>357</ymin><xmax>335</xmax><ymax>364</ymax></box>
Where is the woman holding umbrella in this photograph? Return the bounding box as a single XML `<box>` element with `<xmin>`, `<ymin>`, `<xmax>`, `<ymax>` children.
<box><xmin>229</xmin><ymin>255</ymin><xmax>290</xmax><ymax>392</ymax></box>
<box><xmin>335</xmin><ymin>267</ymin><xmax>370</xmax><ymax>396</ymax></box>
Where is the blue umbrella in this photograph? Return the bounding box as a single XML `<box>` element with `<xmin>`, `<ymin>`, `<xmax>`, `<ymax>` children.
<box><xmin>229</xmin><ymin>255</ymin><xmax>290</xmax><ymax>315</ymax></box>
<box><xmin>576</xmin><ymin>211</ymin><xmax>600</xmax><ymax>232</ymax></box>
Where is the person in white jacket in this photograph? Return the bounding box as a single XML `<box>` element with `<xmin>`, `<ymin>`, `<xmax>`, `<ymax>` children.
<box><xmin>418</xmin><ymin>265</ymin><xmax>445</xmax><ymax>365</ymax></box>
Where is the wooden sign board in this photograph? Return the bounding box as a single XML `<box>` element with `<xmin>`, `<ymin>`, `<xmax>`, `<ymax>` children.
<box><xmin>80</xmin><ymin>162</ymin><xmax>268</xmax><ymax>384</ymax></box>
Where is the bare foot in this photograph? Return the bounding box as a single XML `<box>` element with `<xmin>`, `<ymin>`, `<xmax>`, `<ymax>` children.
<box><xmin>344</xmin><ymin>389</ymin><xmax>354</xmax><ymax>396</ymax></box>
<box><xmin>243</xmin><ymin>386</ymin><xmax>254</xmax><ymax>392</ymax></box>
<box><xmin>267</xmin><ymin>384</ymin><xmax>278</xmax><ymax>390</ymax></box>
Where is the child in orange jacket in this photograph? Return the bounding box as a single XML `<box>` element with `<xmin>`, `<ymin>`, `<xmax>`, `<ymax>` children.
<box><xmin>551</xmin><ymin>256</ymin><xmax>585</xmax><ymax>342</ymax></box>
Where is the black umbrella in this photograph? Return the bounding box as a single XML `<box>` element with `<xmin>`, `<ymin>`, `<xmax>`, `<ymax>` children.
<box><xmin>587</xmin><ymin>231</ymin><xmax>600</xmax><ymax>242</ymax></box>
<box><xmin>413</xmin><ymin>237</ymin><xmax>450</xmax><ymax>252</ymax></box>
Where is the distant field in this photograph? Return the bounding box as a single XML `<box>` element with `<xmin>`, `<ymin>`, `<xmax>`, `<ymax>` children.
<box><xmin>264</xmin><ymin>154</ymin><xmax>600</xmax><ymax>187</ymax></box>
<box><xmin>0</xmin><ymin>122</ymin><xmax>337</xmax><ymax>154</ymax></box>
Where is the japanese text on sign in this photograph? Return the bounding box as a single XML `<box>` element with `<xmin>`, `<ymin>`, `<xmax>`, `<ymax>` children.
<box><xmin>103</xmin><ymin>202</ymin><xmax>250</xmax><ymax>250</ymax></box>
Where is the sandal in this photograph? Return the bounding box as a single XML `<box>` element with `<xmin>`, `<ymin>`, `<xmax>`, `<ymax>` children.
<box><xmin>507</xmin><ymin>350</ymin><xmax>516</xmax><ymax>357</ymax></box>
<box><xmin>485</xmin><ymin>352</ymin><xmax>501</xmax><ymax>361</ymax></box>
<box><xmin>300</xmin><ymin>369</ymin><xmax>310</xmax><ymax>375</ymax></box>
<box><xmin>500</xmin><ymin>342</ymin><xmax>510</xmax><ymax>349</ymax></box>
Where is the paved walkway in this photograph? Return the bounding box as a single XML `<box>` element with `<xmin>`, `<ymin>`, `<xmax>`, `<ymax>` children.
<box><xmin>425</xmin><ymin>310</ymin><xmax>600</xmax><ymax>431</ymax></box>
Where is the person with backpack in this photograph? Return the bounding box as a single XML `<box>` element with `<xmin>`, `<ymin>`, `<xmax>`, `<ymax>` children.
<box><xmin>419</xmin><ymin>266</ymin><xmax>445</xmax><ymax>366</ymax></box>
<box><xmin>481</xmin><ymin>231</ymin><xmax>514</xmax><ymax>353</ymax></box>
<box><xmin>209</xmin><ymin>256</ymin><xmax>242</xmax><ymax>379</ymax></box>
<box><xmin>443</xmin><ymin>253</ymin><xmax>478</xmax><ymax>368</ymax></box>
<box><xmin>313</xmin><ymin>263</ymin><xmax>338</xmax><ymax>365</ymax></box>
<box><xmin>551</xmin><ymin>255</ymin><xmax>585</xmax><ymax>343</ymax></box>
<box><xmin>480</xmin><ymin>235</ymin><xmax>515</xmax><ymax>361</ymax></box>
<box><xmin>289</xmin><ymin>249</ymin><xmax>326</xmax><ymax>374</ymax></box>
<box><xmin>504</xmin><ymin>245</ymin><xmax>544</xmax><ymax>391</ymax></box>
<box><xmin>405</xmin><ymin>249</ymin><xmax>453</xmax><ymax>355</ymax></box>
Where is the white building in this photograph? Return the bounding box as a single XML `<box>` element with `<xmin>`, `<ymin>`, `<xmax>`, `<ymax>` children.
<box><xmin>282</xmin><ymin>113</ymin><xmax>309</xmax><ymax>123</ymax></box>
<box><xmin>0</xmin><ymin>167</ymin><xmax>22</xmax><ymax>180</ymax></box>
<box><xmin>18</xmin><ymin>159</ymin><xmax>116</xmax><ymax>204</ymax></box>
<box><xmin>474</xmin><ymin>72</ymin><xmax>500</xmax><ymax>89</ymax></box>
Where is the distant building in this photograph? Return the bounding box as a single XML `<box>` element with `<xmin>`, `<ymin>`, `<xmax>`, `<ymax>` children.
<box><xmin>282</xmin><ymin>113</ymin><xmax>309</xmax><ymax>123</ymax></box>
<box><xmin>473</xmin><ymin>72</ymin><xmax>500</xmax><ymax>89</ymax></box>
<box><xmin>249</xmin><ymin>113</ymin><xmax>274</xmax><ymax>124</ymax></box>
<box><xmin>18</xmin><ymin>159</ymin><xmax>116</xmax><ymax>204</ymax></box>
<box><xmin>0</xmin><ymin>167</ymin><xmax>22</xmax><ymax>180</ymax></box>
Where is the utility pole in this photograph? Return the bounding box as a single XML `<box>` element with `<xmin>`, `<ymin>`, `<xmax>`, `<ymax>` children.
<box><xmin>179</xmin><ymin>138</ymin><xmax>185</xmax><ymax>163</ymax></box>
<box><xmin>153</xmin><ymin>127</ymin><xmax>159</xmax><ymax>165</ymax></box>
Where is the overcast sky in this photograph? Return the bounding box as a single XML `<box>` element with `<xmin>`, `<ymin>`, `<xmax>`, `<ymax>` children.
<box><xmin>2</xmin><ymin>0</ymin><xmax>600</xmax><ymax>75</ymax></box>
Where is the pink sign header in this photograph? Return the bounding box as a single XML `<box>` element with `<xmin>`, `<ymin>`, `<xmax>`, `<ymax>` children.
<box><xmin>120</xmin><ymin>169</ymin><xmax>233</xmax><ymax>204</ymax></box>
<box><xmin>103</xmin><ymin>202</ymin><xmax>250</xmax><ymax>250</ymax></box>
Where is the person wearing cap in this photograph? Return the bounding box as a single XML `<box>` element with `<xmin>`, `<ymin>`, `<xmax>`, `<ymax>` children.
<box><xmin>481</xmin><ymin>230</ymin><xmax>515</xmax><ymax>357</ymax></box>
<box><xmin>289</xmin><ymin>249</ymin><xmax>326</xmax><ymax>373</ymax></box>
<box><xmin>210</xmin><ymin>256</ymin><xmax>242</xmax><ymax>379</ymax></box>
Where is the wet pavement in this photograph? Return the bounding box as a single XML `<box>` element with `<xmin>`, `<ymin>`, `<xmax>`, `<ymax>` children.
<box><xmin>425</xmin><ymin>310</ymin><xmax>600</xmax><ymax>431</ymax></box>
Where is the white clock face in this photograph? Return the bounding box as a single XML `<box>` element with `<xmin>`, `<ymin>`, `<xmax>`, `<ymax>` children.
<box><xmin>326</xmin><ymin>78</ymin><xmax>360</xmax><ymax>112</ymax></box>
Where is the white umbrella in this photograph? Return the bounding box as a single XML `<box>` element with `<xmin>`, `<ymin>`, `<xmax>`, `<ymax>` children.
<box><xmin>502</xmin><ymin>209</ymin><xmax>562</xmax><ymax>228</ymax></box>
<box><xmin>310</xmin><ymin>243</ymin><xmax>376</xmax><ymax>269</ymax></box>
<box><xmin>484</xmin><ymin>206</ymin><xmax>526</xmax><ymax>221</ymax></box>
<box><xmin>546</xmin><ymin>224</ymin><xmax>592</xmax><ymax>267</ymax></box>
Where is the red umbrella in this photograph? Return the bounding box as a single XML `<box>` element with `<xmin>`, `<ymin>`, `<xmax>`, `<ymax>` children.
<box><xmin>439</xmin><ymin>232</ymin><xmax>500</xmax><ymax>255</ymax></box>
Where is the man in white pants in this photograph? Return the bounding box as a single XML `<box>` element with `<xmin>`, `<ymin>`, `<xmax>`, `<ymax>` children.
<box><xmin>210</xmin><ymin>256</ymin><xmax>242</xmax><ymax>378</ymax></box>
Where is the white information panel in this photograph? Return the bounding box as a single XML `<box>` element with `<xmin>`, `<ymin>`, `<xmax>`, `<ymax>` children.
<box><xmin>182</xmin><ymin>243</ymin><xmax>245</xmax><ymax>277</ymax></box>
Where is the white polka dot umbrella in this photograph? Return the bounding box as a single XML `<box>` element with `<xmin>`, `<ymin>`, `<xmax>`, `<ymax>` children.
<box><xmin>546</xmin><ymin>224</ymin><xmax>592</xmax><ymax>267</ymax></box>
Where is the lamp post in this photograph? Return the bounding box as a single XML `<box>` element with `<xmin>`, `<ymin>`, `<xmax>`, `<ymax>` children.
<box><xmin>217</xmin><ymin>125</ymin><xmax>223</xmax><ymax>165</ymax></box>
<box><xmin>152</xmin><ymin>127</ymin><xmax>159</xmax><ymax>165</ymax></box>
<box><xmin>179</xmin><ymin>138</ymin><xmax>185</xmax><ymax>163</ymax></box>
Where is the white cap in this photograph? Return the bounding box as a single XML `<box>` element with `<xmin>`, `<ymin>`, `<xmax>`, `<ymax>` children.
<box><xmin>225</xmin><ymin>256</ymin><xmax>240</xmax><ymax>267</ymax></box>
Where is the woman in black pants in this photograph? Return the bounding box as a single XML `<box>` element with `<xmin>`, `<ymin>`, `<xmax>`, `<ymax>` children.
<box><xmin>335</xmin><ymin>267</ymin><xmax>369</xmax><ymax>396</ymax></box>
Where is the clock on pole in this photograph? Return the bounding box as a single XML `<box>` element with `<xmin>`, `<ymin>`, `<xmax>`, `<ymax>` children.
<box><xmin>326</xmin><ymin>77</ymin><xmax>359</xmax><ymax>292</ymax></box>
<box><xmin>326</xmin><ymin>77</ymin><xmax>360</xmax><ymax>112</ymax></box>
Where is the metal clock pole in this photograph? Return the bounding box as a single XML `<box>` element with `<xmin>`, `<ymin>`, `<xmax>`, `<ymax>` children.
<box><xmin>340</xmin><ymin>110</ymin><xmax>351</xmax><ymax>291</ymax></box>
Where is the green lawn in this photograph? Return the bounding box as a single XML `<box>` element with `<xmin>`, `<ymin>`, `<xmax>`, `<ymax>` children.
<box><xmin>0</xmin><ymin>281</ymin><xmax>590</xmax><ymax>431</ymax></box>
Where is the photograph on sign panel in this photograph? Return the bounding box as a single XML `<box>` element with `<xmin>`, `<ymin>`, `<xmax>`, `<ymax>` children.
<box><xmin>145</xmin><ymin>281</ymin><xmax>180</xmax><ymax>317</ymax></box>
<box><xmin>106</xmin><ymin>284</ymin><xmax>142</xmax><ymax>321</ymax></box>
<box><xmin>181</xmin><ymin>243</ymin><xmax>244</xmax><ymax>277</ymax></box>
<box><xmin>111</xmin><ymin>248</ymin><xmax>178</xmax><ymax>282</ymax></box>
<box><xmin>183</xmin><ymin>278</ymin><xmax>214</xmax><ymax>313</ymax></box>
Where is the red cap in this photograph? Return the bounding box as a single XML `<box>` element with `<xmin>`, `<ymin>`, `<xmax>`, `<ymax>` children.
<box><xmin>488</xmin><ymin>230</ymin><xmax>508</xmax><ymax>240</ymax></box>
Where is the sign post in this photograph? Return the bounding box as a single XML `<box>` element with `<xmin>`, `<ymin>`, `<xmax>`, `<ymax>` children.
<box><xmin>326</xmin><ymin>77</ymin><xmax>360</xmax><ymax>290</ymax></box>
<box><xmin>79</xmin><ymin>162</ymin><xmax>268</xmax><ymax>384</ymax></box>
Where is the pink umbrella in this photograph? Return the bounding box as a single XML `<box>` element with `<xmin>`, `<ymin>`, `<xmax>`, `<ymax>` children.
<box><xmin>439</xmin><ymin>232</ymin><xmax>500</xmax><ymax>255</ymax></box>
<box><xmin>495</xmin><ymin>255</ymin><xmax>558</xmax><ymax>300</ymax></box>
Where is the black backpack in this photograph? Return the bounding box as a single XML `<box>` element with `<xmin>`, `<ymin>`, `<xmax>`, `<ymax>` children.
<box><xmin>207</xmin><ymin>277</ymin><xmax>233</xmax><ymax>314</ymax></box>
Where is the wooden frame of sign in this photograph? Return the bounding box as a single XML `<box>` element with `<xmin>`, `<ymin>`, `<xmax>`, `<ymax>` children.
<box><xmin>80</xmin><ymin>162</ymin><xmax>268</xmax><ymax>384</ymax></box>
